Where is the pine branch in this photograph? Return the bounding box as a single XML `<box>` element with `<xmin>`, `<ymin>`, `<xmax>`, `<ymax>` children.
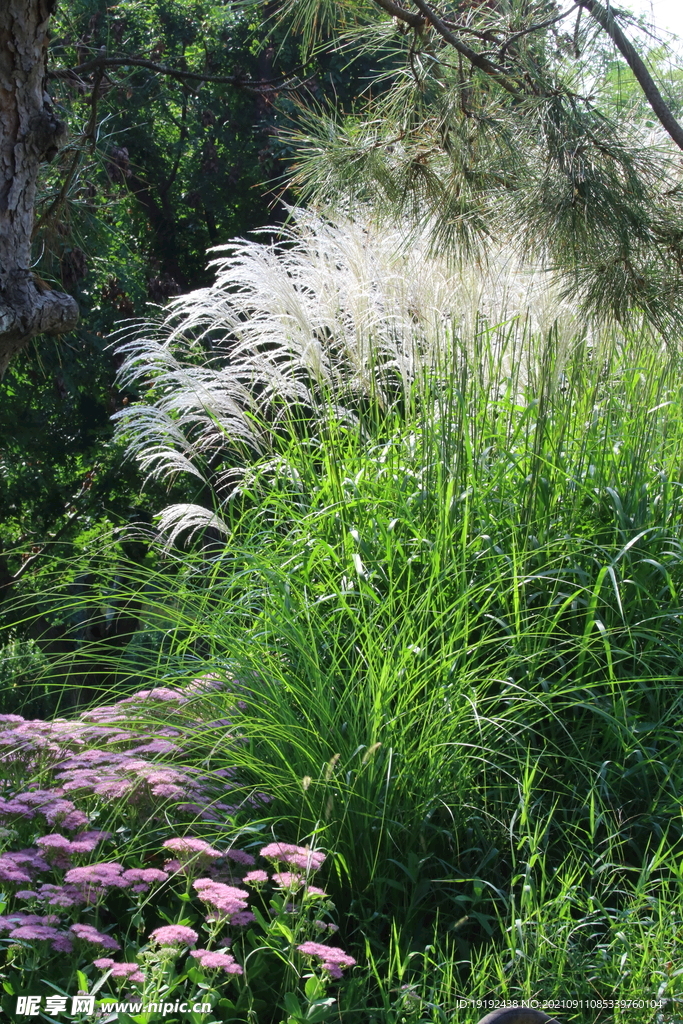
<box><xmin>374</xmin><ymin>0</ymin><xmax>424</xmax><ymax>29</ymax></box>
<box><xmin>499</xmin><ymin>5</ymin><xmax>580</xmax><ymax>59</ymax></box>
<box><xmin>578</xmin><ymin>0</ymin><xmax>683</xmax><ymax>152</ymax></box>
<box><xmin>409</xmin><ymin>0</ymin><xmax>525</xmax><ymax>98</ymax></box>
<box><xmin>50</xmin><ymin>55</ymin><xmax>312</xmax><ymax>95</ymax></box>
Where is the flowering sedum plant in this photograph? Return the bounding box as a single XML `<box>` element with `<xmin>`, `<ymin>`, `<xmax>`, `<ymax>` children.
<box><xmin>0</xmin><ymin>684</ymin><xmax>356</xmax><ymax>1022</ymax></box>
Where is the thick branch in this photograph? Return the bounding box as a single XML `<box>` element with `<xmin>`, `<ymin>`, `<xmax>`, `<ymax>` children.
<box><xmin>0</xmin><ymin>274</ymin><xmax>78</xmax><ymax>376</ymax></box>
<box><xmin>50</xmin><ymin>56</ymin><xmax>310</xmax><ymax>94</ymax></box>
<box><xmin>374</xmin><ymin>0</ymin><xmax>425</xmax><ymax>29</ymax></box>
<box><xmin>578</xmin><ymin>0</ymin><xmax>683</xmax><ymax>152</ymax></box>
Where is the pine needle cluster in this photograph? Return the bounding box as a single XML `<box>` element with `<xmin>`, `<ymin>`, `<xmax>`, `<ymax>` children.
<box><xmin>252</xmin><ymin>0</ymin><xmax>683</xmax><ymax>332</ymax></box>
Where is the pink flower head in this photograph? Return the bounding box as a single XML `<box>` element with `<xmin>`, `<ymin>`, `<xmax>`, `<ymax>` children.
<box><xmin>304</xmin><ymin>885</ymin><xmax>328</xmax><ymax>897</ymax></box>
<box><xmin>259</xmin><ymin>843</ymin><xmax>326</xmax><ymax>872</ymax></box>
<box><xmin>162</xmin><ymin>837</ymin><xmax>221</xmax><ymax>862</ymax></box>
<box><xmin>36</xmin><ymin>827</ymin><xmax>110</xmax><ymax>860</ymax></box>
<box><xmin>272</xmin><ymin>871</ymin><xmax>304</xmax><ymax>890</ymax></box>
<box><xmin>192</xmin><ymin>878</ymin><xmax>249</xmax><ymax>917</ymax></box>
<box><xmin>64</xmin><ymin>862</ymin><xmax>127</xmax><ymax>889</ymax></box>
<box><xmin>94</xmin><ymin>958</ymin><xmax>145</xmax><ymax>983</ymax></box>
<box><xmin>35</xmin><ymin>883</ymin><xmax>88</xmax><ymax>909</ymax></box>
<box><xmin>149</xmin><ymin>924</ymin><xmax>198</xmax><ymax>947</ymax></box>
<box><xmin>223</xmin><ymin>848</ymin><xmax>255</xmax><ymax>866</ymax></box>
<box><xmin>0</xmin><ymin>848</ymin><xmax>49</xmax><ymax>883</ymax></box>
<box><xmin>228</xmin><ymin>910</ymin><xmax>256</xmax><ymax>927</ymax></box>
<box><xmin>243</xmin><ymin>870</ymin><xmax>268</xmax><ymax>885</ymax></box>
<box><xmin>93</xmin><ymin>780</ymin><xmax>134</xmax><ymax>799</ymax></box>
<box><xmin>185</xmin><ymin>674</ymin><xmax>225</xmax><ymax>694</ymax></box>
<box><xmin>36</xmin><ymin>834</ymin><xmax>72</xmax><ymax>850</ymax></box>
<box><xmin>0</xmin><ymin>913</ymin><xmax>59</xmax><ymax>933</ymax></box>
<box><xmin>43</xmin><ymin>799</ymin><xmax>89</xmax><ymax>830</ymax></box>
<box><xmin>8</xmin><ymin>923</ymin><xmax>72</xmax><ymax>952</ymax></box>
<box><xmin>70</xmin><ymin>923</ymin><xmax>120</xmax><ymax>949</ymax></box>
<box><xmin>297</xmin><ymin>942</ymin><xmax>356</xmax><ymax>979</ymax></box>
<box><xmin>34</xmin><ymin>833</ymin><xmax>93</xmax><ymax>868</ymax></box>
<box><xmin>131</xmin><ymin>740</ymin><xmax>178</xmax><ymax>756</ymax></box>
<box><xmin>121</xmin><ymin>867</ymin><xmax>168</xmax><ymax>889</ymax></box>
<box><xmin>190</xmin><ymin>948</ymin><xmax>243</xmax><ymax>974</ymax></box>
<box><xmin>0</xmin><ymin>863</ymin><xmax>32</xmax><ymax>883</ymax></box>
<box><xmin>71</xmin><ymin>830</ymin><xmax>113</xmax><ymax>850</ymax></box>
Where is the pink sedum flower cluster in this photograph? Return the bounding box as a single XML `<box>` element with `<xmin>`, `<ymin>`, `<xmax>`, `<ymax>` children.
<box><xmin>93</xmin><ymin>958</ymin><xmax>145</xmax><ymax>984</ymax></box>
<box><xmin>149</xmin><ymin>924</ymin><xmax>199</xmax><ymax>948</ymax></box>
<box><xmin>0</xmin><ymin>683</ymin><xmax>262</xmax><ymax>840</ymax></box>
<box><xmin>243</xmin><ymin>869</ymin><xmax>269</xmax><ymax>885</ymax></box>
<box><xmin>297</xmin><ymin>941</ymin><xmax>357</xmax><ymax>979</ymax></box>
<box><xmin>190</xmin><ymin>948</ymin><xmax>243</xmax><ymax>974</ymax></box>
<box><xmin>0</xmin><ymin>679</ymin><xmax>357</xmax><ymax>1001</ymax></box>
<box><xmin>69</xmin><ymin>922</ymin><xmax>120</xmax><ymax>949</ymax></box>
<box><xmin>260</xmin><ymin>843</ymin><xmax>326</xmax><ymax>872</ymax></box>
<box><xmin>193</xmin><ymin>878</ymin><xmax>250</xmax><ymax>919</ymax></box>
<box><xmin>162</xmin><ymin>837</ymin><xmax>222</xmax><ymax>859</ymax></box>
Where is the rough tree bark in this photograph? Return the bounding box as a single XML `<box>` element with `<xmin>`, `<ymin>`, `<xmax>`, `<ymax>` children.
<box><xmin>0</xmin><ymin>0</ymin><xmax>78</xmax><ymax>377</ymax></box>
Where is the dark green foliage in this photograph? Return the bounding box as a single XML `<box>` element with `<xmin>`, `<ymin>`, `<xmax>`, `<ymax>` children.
<box><xmin>1</xmin><ymin>0</ymin><xmax>308</xmax><ymax>658</ymax></box>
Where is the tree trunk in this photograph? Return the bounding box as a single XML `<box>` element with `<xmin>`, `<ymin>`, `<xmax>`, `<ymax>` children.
<box><xmin>0</xmin><ymin>0</ymin><xmax>78</xmax><ymax>376</ymax></box>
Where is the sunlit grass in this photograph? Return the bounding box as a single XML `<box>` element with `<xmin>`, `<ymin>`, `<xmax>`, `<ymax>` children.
<box><xmin>4</xmin><ymin>315</ymin><xmax>683</xmax><ymax>1021</ymax></box>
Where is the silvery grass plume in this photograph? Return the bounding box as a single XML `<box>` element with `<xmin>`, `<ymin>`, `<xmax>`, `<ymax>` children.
<box><xmin>113</xmin><ymin>207</ymin><xmax>579</xmax><ymax>545</ymax></box>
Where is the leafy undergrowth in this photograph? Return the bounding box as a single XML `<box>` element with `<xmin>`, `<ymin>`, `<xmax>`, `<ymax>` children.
<box><xmin>0</xmin><ymin>683</ymin><xmax>355</xmax><ymax>1023</ymax></box>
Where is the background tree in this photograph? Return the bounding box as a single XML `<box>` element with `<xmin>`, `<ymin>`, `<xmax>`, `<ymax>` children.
<box><xmin>0</xmin><ymin>1</ymin><xmax>78</xmax><ymax>376</ymax></box>
<box><xmin>0</xmin><ymin>0</ymin><xmax>373</xmax><ymax>672</ymax></box>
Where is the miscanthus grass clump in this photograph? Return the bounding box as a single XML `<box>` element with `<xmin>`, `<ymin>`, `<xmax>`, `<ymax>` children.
<box><xmin>112</xmin><ymin>206</ymin><xmax>578</xmax><ymax>546</ymax></box>
<box><xmin>8</xmin><ymin>210</ymin><xmax>683</xmax><ymax>1021</ymax></box>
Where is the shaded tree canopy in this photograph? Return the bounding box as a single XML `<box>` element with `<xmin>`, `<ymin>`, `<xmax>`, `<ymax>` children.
<box><xmin>0</xmin><ymin>0</ymin><xmax>314</xmax><ymax>374</ymax></box>
<box><xmin>0</xmin><ymin>0</ymin><xmax>370</xmax><ymax>618</ymax></box>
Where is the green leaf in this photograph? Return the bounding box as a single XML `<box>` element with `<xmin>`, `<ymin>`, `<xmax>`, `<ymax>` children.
<box><xmin>304</xmin><ymin>975</ymin><xmax>325</xmax><ymax>1001</ymax></box>
<box><xmin>272</xmin><ymin>920</ymin><xmax>294</xmax><ymax>942</ymax></box>
<box><xmin>305</xmin><ymin>1003</ymin><xmax>337</xmax><ymax>1023</ymax></box>
<box><xmin>283</xmin><ymin>991</ymin><xmax>303</xmax><ymax>1018</ymax></box>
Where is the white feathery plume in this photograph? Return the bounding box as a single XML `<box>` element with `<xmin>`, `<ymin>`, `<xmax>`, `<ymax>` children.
<box><xmin>154</xmin><ymin>504</ymin><xmax>230</xmax><ymax>549</ymax></box>
<box><xmin>114</xmin><ymin>207</ymin><xmax>580</xmax><ymax>543</ymax></box>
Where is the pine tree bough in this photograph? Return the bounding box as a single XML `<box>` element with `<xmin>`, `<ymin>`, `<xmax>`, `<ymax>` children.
<box><xmin>577</xmin><ymin>0</ymin><xmax>683</xmax><ymax>153</ymax></box>
<box><xmin>0</xmin><ymin>0</ymin><xmax>78</xmax><ymax>376</ymax></box>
